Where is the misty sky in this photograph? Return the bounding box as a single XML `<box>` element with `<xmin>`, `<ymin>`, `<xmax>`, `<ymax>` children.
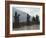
<box><xmin>13</xmin><ymin>7</ymin><xmax>40</xmax><ymax>17</ymax></box>
<box><xmin>12</xmin><ymin>7</ymin><xmax>40</xmax><ymax>22</ymax></box>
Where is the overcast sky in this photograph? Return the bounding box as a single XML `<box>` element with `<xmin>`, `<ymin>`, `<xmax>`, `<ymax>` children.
<box><xmin>12</xmin><ymin>4</ymin><xmax>40</xmax><ymax>23</ymax></box>
<box><xmin>13</xmin><ymin>7</ymin><xmax>40</xmax><ymax>17</ymax></box>
<box><xmin>12</xmin><ymin>7</ymin><xmax>40</xmax><ymax>22</ymax></box>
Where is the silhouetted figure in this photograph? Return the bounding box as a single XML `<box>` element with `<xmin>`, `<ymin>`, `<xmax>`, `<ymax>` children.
<box><xmin>27</xmin><ymin>14</ymin><xmax>30</xmax><ymax>25</ymax></box>
<box><xmin>13</xmin><ymin>11</ymin><xmax>20</xmax><ymax>28</ymax></box>
<box><xmin>32</xmin><ymin>16</ymin><xmax>35</xmax><ymax>24</ymax></box>
<box><xmin>15</xmin><ymin>11</ymin><xmax>17</xmax><ymax>23</ymax></box>
<box><xmin>17</xmin><ymin>14</ymin><xmax>20</xmax><ymax>25</ymax></box>
<box><xmin>36</xmin><ymin>15</ymin><xmax>40</xmax><ymax>24</ymax></box>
